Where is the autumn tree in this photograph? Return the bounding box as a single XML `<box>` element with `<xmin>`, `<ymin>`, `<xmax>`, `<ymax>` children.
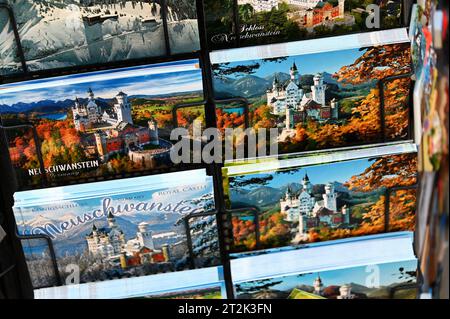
<box><xmin>345</xmin><ymin>153</ymin><xmax>418</xmax><ymax>233</ymax></box>
<box><xmin>333</xmin><ymin>43</ymin><xmax>412</xmax><ymax>142</ymax></box>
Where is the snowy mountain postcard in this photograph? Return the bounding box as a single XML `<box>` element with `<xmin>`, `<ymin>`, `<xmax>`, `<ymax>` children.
<box><xmin>205</xmin><ymin>0</ymin><xmax>404</xmax><ymax>49</ymax></box>
<box><xmin>14</xmin><ymin>171</ymin><xmax>220</xmax><ymax>288</ymax></box>
<box><xmin>213</xmin><ymin>42</ymin><xmax>412</xmax><ymax>155</ymax></box>
<box><xmin>227</xmin><ymin>152</ymin><xmax>417</xmax><ymax>252</ymax></box>
<box><xmin>0</xmin><ymin>0</ymin><xmax>199</xmax><ymax>74</ymax></box>
<box><xmin>235</xmin><ymin>259</ymin><xmax>418</xmax><ymax>299</ymax></box>
<box><xmin>0</xmin><ymin>59</ymin><xmax>204</xmax><ymax>188</ymax></box>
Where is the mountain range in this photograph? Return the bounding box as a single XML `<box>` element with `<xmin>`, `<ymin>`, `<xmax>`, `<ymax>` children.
<box><xmin>0</xmin><ymin>90</ymin><xmax>202</xmax><ymax>114</ymax></box>
<box><xmin>213</xmin><ymin>72</ymin><xmax>341</xmax><ymax>99</ymax></box>
<box><xmin>230</xmin><ymin>181</ymin><xmax>352</xmax><ymax>208</ymax></box>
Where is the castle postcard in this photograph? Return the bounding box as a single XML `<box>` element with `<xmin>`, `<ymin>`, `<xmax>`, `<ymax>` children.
<box><xmin>213</xmin><ymin>41</ymin><xmax>412</xmax><ymax>156</ymax></box>
<box><xmin>0</xmin><ymin>0</ymin><xmax>199</xmax><ymax>75</ymax></box>
<box><xmin>235</xmin><ymin>259</ymin><xmax>418</xmax><ymax>299</ymax></box>
<box><xmin>13</xmin><ymin>170</ymin><xmax>220</xmax><ymax>289</ymax></box>
<box><xmin>205</xmin><ymin>0</ymin><xmax>406</xmax><ymax>50</ymax></box>
<box><xmin>0</xmin><ymin>60</ymin><xmax>204</xmax><ymax>189</ymax></box>
<box><xmin>226</xmin><ymin>151</ymin><xmax>417</xmax><ymax>252</ymax></box>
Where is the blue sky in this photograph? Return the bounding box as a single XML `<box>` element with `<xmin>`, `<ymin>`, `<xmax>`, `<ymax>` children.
<box><xmin>222</xmin><ymin>47</ymin><xmax>364</xmax><ymax>79</ymax></box>
<box><xmin>240</xmin><ymin>260</ymin><xmax>418</xmax><ymax>292</ymax></box>
<box><xmin>0</xmin><ymin>60</ymin><xmax>203</xmax><ymax>106</ymax></box>
<box><xmin>239</xmin><ymin>157</ymin><xmax>374</xmax><ymax>189</ymax></box>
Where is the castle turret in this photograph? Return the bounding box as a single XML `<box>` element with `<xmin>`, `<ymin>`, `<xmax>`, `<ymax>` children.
<box><xmin>342</xmin><ymin>205</ymin><xmax>350</xmax><ymax>224</ymax></box>
<box><xmin>302</xmin><ymin>173</ymin><xmax>312</xmax><ymax>194</ymax></box>
<box><xmin>286</xmin><ymin>107</ymin><xmax>294</xmax><ymax>130</ymax></box>
<box><xmin>273</xmin><ymin>76</ymin><xmax>280</xmax><ymax>92</ymax></box>
<box><xmin>120</xmin><ymin>252</ymin><xmax>127</xmax><ymax>269</ymax></box>
<box><xmin>338</xmin><ymin>284</ymin><xmax>355</xmax><ymax>299</ymax></box>
<box><xmin>323</xmin><ymin>183</ymin><xmax>337</xmax><ymax>212</ymax></box>
<box><xmin>107</xmin><ymin>211</ymin><xmax>117</xmax><ymax>229</ymax></box>
<box><xmin>314</xmin><ymin>275</ymin><xmax>324</xmax><ymax>295</ymax></box>
<box><xmin>162</xmin><ymin>244</ymin><xmax>170</xmax><ymax>262</ymax></box>
<box><xmin>338</xmin><ymin>0</ymin><xmax>345</xmax><ymax>18</ymax></box>
<box><xmin>331</xmin><ymin>98</ymin><xmax>339</xmax><ymax>119</ymax></box>
<box><xmin>87</xmin><ymin>88</ymin><xmax>95</xmax><ymax>100</ymax></box>
<box><xmin>94</xmin><ymin>132</ymin><xmax>106</xmax><ymax>158</ymax></box>
<box><xmin>312</xmin><ymin>73</ymin><xmax>326</xmax><ymax>106</ymax></box>
<box><xmin>148</xmin><ymin>119</ymin><xmax>159</xmax><ymax>145</ymax></box>
<box><xmin>290</xmin><ymin>62</ymin><xmax>300</xmax><ymax>84</ymax></box>
<box><xmin>114</xmin><ymin>91</ymin><xmax>133</xmax><ymax>124</ymax></box>
<box><xmin>137</xmin><ymin>222</ymin><xmax>155</xmax><ymax>250</ymax></box>
<box><xmin>298</xmin><ymin>213</ymin><xmax>307</xmax><ymax>237</ymax></box>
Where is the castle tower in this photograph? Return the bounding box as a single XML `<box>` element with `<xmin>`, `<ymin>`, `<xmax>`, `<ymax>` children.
<box><xmin>107</xmin><ymin>211</ymin><xmax>117</xmax><ymax>229</ymax></box>
<box><xmin>286</xmin><ymin>107</ymin><xmax>294</xmax><ymax>130</ymax></box>
<box><xmin>114</xmin><ymin>91</ymin><xmax>133</xmax><ymax>124</ymax></box>
<box><xmin>298</xmin><ymin>214</ymin><xmax>307</xmax><ymax>237</ymax></box>
<box><xmin>342</xmin><ymin>205</ymin><xmax>350</xmax><ymax>224</ymax></box>
<box><xmin>120</xmin><ymin>252</ymin><xmax>127</xmax><ymax>269</ymax></box>
<box><xmin>148</xmin><ymin>120</ymin><xmax>159</xmax><ymax>145</ymax></box>
<box><xmin>86</xmin><ymin>224</ymin><xmax>100</xmax><ymax>255</ymax></box>
<box><xmin>94</xmin><ymin>132</ymin><xmax>106</xmax><ymax>158</ymax></box>
<box><xmin>337</xmin><ymin>284</ymin><xmax>355</xmax><ymax>299</ymax></box>
<box><xmin>323</xmin><ymin>183</ymin><xmax>337</xmax><ymax>212</ymax></box>
<box><xmin>136</xmin><ymin>222</ymin><xmax>155</xmax><ymax>250</ymax></box>
<box><xmin>331</xmin><ymin>98</ymin><xmax>339</xmax><ymax>119</ymax></box>
<box><xmin>338</xmin><ymin>0</ymin><xmax>345</xmax><ymax>18</ymax></box>
<box><xmin>162</xmin><ymin>244</ymin><xmax>170</xmax><ymax>262</ymax></box>
<box><xmin>313</xmin><ymin>275</ymin><xmax>324</xmax><ymax>295</ymax></box>
<box><xmin>311</xmin><ymin>73</ymin><xmax>326</xmax><ymax>106</ymax></box>
<box><xmin>302</xmin><ymin>173</ymin><xmax>312</xmax><ymax>194</ymax></box>
<box><xmin>273</xmin><ymin>76</ymin><xmax>280</xmax><ymax>93</ymax></box>
<box><xmin>290</xmin><ymin>62</ymin><xmax>300</xmax><ymax>84</ymax></box>
<box><xmin>87</xmin><ymin>88</ymin><xmax>95</xmax><ymax>101</ymax></box>
<box><xmin>306</xmin><ymin>9</ymin><xmax>314</xmax><ymax>27</ymax></box>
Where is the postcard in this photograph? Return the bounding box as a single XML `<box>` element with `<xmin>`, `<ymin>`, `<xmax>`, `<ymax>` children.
<box><xmin>235</xmin><ymin>259</ymin><xmax>418</xmax><ymax>299</ymax></box>
<box><xmin>205</xmin><ymin>0</ymin><xmax>406</xmax><ymax>49</ymax></box>
<box><xmin>13</xmin><ymin>169</ymin><xmax>219</xmax><ymax>288</ymax></box>
<box><xmin>212</xmin><ymin>39</ymin><xmax>412</xmax><ymax>156</ymax></box>
<box><xmin>0</xmin><ymin>0</ymin><xmax>199</xmax><ymax>74</ymax></box>
<box><xmin>0</xmin><ymin>60</ymin><xmax>204</xmax><ymax>188</ymax></box>
<box><xmin>226</xmin><ymin>151</ymin><xmax>418</xmax><ymax>252</ymax></box>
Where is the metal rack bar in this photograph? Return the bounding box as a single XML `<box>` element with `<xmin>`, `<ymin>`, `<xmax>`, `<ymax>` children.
<box><xmin>16</xmin><ymin>233</ymin><xmax>62</xmax><ymax>288</ymax></box>
<box><xmin>0</xmin><ymin>3</ymin><xmax>27</xmax><ymax>75</ymax></box>
<box><xmin>195</xmin><ymin>0</ymin><xmax>236</xmax><ymax>299</ymax></box>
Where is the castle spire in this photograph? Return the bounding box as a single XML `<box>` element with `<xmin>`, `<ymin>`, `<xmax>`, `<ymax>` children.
<box><xmin>303</xmin><ymin>172</ymin><xmax>310</xmax><ymax>182</ymax></box>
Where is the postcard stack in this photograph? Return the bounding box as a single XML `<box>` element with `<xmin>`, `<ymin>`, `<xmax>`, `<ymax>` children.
<box><xmin>206</xmin><ymin>0</ymin><xmax>420</xmax><ymax>298</ymax></box>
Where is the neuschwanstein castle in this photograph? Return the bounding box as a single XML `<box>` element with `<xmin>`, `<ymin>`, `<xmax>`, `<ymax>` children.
<box><xmin>71</xmin><ymin>88</ymin><xmax>171</xmax><ymax>167</ymax></box>
<box><xmin>85</xmin><ymin>212</ymin><xmax>171</xmax><ymax>268</ymax></box>
<box><xmin>279</xmin><ymin>173</ymin><xmax>351</xmax><ymax>241</ymax></box>
<box><xmin>238</xmin><ymin>0</ymin><xmax>345</xmax><ymax>28</ymax></box>
<box><xmin>267</xmin><ymin>62</ymin><xmax>339</xmax><ymax>120</ymax></box>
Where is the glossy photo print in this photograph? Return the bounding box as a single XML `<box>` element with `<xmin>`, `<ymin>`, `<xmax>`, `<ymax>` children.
<box><xmin>235</xmin><ymin>259</ymin><xmax>418</xmax><ymax>299</ymax></box>
<box><xmin>14</xmin><ymin>171</ymin><xmax>220</xmax><ymax>288</ymax></box>
<box><xmin>205</xmin><ymin>0</ymin><xmax>406</xmax><ymax>49</ymax></box>
<box><xmin>0</xmin><ymin>60</ymin><xmax>205</xmax><ymax>189</ymax></box>
<box><xmin>0</xmin><ymin>0</ymin><xmax>199</xmax><ymax>75</ymax></box>
<box><xmin>226</xmin><ymin>152</ymin><xmax>417</xmax><ymax>252</ymax></box>
<box><xmin>213</xmin><ymin>42</ymin><xmax>412</xmax><ymax>156</ymax></box>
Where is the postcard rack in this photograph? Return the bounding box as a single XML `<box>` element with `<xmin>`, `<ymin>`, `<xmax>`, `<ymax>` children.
<box><xmin>0</xmin><ymin>0</ymin><xmax>435</xmax><ymax>300</ymax></box>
